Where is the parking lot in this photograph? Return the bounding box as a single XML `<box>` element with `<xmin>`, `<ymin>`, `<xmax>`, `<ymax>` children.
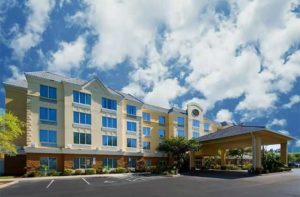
<box><xmin>1</xmin><ymin>169</ymin><xmax>300</xmax><ymax>197</ymax></box>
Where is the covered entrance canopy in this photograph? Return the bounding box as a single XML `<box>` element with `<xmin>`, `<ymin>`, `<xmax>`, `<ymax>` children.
<box><xmin>192</xmin><ymin>125</ymin><xmax>295</xmax><ymax>170</ymax></box>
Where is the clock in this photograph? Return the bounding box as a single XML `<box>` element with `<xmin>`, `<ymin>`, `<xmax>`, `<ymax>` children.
<box><xmin>192</xmin><ymin>109</ymin><xmax>199</xmax><ymax>117</ymax></box>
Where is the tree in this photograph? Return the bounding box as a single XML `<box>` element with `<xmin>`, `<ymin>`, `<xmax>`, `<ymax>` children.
<box><xmin>157</xmin><ymin>137</ymin><xmax>201</xmax><ymax>169</ymax></box>
<box><xmin>228</xmin><ymin>148</ymin><xmax>251</xmax><ymax>166</ymax></box>
<box><xmin>0</xmin><ymin>112</ymin><xmax>25</xmax><ymax>155</ymax></box>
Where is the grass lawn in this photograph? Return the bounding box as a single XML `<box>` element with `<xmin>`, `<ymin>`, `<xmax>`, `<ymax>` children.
<box><xmin>0</xmin><ymin>176</ymin><xmax>15</xmax><ymax>179</ymax></box>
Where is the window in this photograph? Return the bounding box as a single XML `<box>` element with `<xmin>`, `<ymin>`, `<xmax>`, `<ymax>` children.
<box><xmin>142</xmin><ymin>112</ymin><xmax>150</xmax><ymax>121</ymax></box>
<box><xmin>40</xmin><ymin>85</ymin><xmax>57</xmax><ymax>100</ymax></box>
<box><xmin>158</xmin><ymin>129</ymin><xmax>165</xmax><ymax>138</ymax></box>
<box><xmin>204</xmin><ymin>123</ymin><xmax>210</xmax><ymax>131</ymax></box>
<box><xmin>73</xmin><ymin>91</ymin><xmax>91</xmax><ymax>105</ymax></box>
<box><xmin>158</xmin><ymin>116</ymin><xmax>165</xmax><ymax>125</ymax></box>
<box><xmin>127</xmin><ymin>121</ymin><xmax>137</xmax><ymax>132</ymax></box>
<box><xmin>102</xmin><ymin>97</ymin><xmax>117</xmax><ymax>110</ymax></box>
<box><xmin>143</xmin><ymin>127</ymin><xmax>151</xmax><ymax>136</ymax></box>
<box><xmin>40</xmin><ymin>157</ymin><xmax>57</xmax><ymax>170</ymax></box>
<box><xmin>103</xmin><ymin>158</ymin><xmax>117</xmax><ymax>168</ymax></box>
<box><xmin>73</xmin><ymin>158</ymin><xmax>92</xmax><ymax>169</ymax></box>
<box><xmin>39</xmin><ymin>130</ymin><xmax>57</xmax><ymax>146</ymax></box>
<box><xmin>73</xmin><ymin>132</ymin><xmax>91</xmax><ymax>145</ymax></box>
<box><xmin>73</xmin><ymin>112</ymin><xmax>91</xmax><ymax>125</ymax></box>
<box><xmin>177</xmin><ymin>117</ymin><xmax>185</xmax><ymax>126</ymax></box>
<box><xmin>177</xmin><ymin>129</ymin><xmax>185</xmax><ymax>137</ymax></box>
<box><xmin>127</xmin><ymin>138</ymin><xmax>137</xmax><ymax>148</ymax></box>
<box><xmin>40</xmin><ymin>107</ymin><xmax>57</xmax><ymax>123</ymax></box>
<box><xmin>143</xmin><ymin>142</ymin><xmax>150</xmax><ymax>150</ymax></box>
<box><xmin>126</xmin><ymin>105</ymin><xmax>137</xmax><ymax>115</ymax></box>
<box><xmin>192</xmin><ymin>131</ymin><xmax>200</xmax><ymax>138</ymax></box>
<box><xmin>192</xmin><ymin>120</ymin><xmax>200</xmax><ymax>128</ymax></box>
<box><xmin>102</xmin><ymin>117</ymin><xmax>117</xmax><ymax>128</ymax></box>
<box><xmin>128</xmin><ymin>157</ymin><xmax>136</xmax><ymax>168</ymax></box>
<box><xmin>102</xmin><ymin>135</ymin><xmax>117</xmax><ymax>146</ymax></box>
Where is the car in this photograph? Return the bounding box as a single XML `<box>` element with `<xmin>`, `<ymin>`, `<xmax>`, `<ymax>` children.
<box><xmin>288</xmin><ymin>162</ymin><xmax>300</xmax><ymax>168</ymax></box>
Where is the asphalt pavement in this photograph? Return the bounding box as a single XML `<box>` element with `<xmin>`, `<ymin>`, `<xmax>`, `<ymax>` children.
<box><xmin>1</xmin><ymin>169</ymin><xmax>300</xmax><ymax>197</ymax></box>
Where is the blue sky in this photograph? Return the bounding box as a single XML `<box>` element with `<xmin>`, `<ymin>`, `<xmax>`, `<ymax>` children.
<box><xmin>0</xmin><ymin>0</ymin><xmax>300</xmax><ymax>151</ymax></box>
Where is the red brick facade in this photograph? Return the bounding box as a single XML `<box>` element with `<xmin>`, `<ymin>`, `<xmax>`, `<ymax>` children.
<box><xmin>5</xmin><ymin>153</ymin><xmax>167</xmax><ymax>175</ymax></box>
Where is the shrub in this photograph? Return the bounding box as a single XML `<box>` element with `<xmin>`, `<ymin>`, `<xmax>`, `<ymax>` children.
<box><xmin>203</xmin><ymin>157</ymin><xmax>219</xmax><ymax>169</ymax></box>
<box><xmin>75</xmin><ymin>169</ymin><xmax>84</xmax><ymax>175</ymax></box>
<box><xmin>97</xmin><ymin>168</ymin><xmax>103</xmax><ymax>174</ymax></box>
<box><xmin>24</xmin><ymin>170</ymin><xmax>41</xmax><ymax>177</ymax></box>
<box><xmin>63</xmin><ymin>169</ymin><xmax>74</xmax><ymax>176</ymax></box>
<box><xmin>262</xmin><ymin>151</ymin><xmax>284</xmax><ymax>172</ymax></box>
<box><xmin>242</xmin><ymin>163</ymin><xmax>253</xmax><ymax>170</ymax></box>
<box><xmin>85</xmin><ymin>168</ymin><xmax>96</xmax><ymax>175</ymax></box>
<box><xmin>226</xmin><ymin>164</ymin><xmax>240</xmax><ymax>170</ymax></box>
<box><xmin>116</xmin><ymin>167</ymin><xmax>127</xmax><ymax>173</ymax></box>
<box><xmin>48</xmin><ymin>170</ymin><xmax>61</xmax><ymax>176</ymax></box>
<box><xmin>146</xmin><ymin>166</ymin><xmax>157</xmax><ymax>173</ymax></box>
<box><xmin>102</xmin><ymin>167</ymin><xmax>110</xmax><ymax>174</ymax></box>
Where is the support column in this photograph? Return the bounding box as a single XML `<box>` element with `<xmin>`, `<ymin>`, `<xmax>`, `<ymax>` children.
<box><xmin>280</xmin><ymin>142</ymin><xmax>288</xmax><ymax>165</ymax></box>
<box><xmin>252</xmin><ymin>135</ymin><xmax>262</xmax><ymax>171</ymax></box>
<box><xmin>189</xmin><ymin>151</ymin><xmax>195</xmax><ymax>171</ymax></box>
<box><xmin>220</xmin><ymin>149</ymin><xmax>226</xmax><ymax>169</ymax></box>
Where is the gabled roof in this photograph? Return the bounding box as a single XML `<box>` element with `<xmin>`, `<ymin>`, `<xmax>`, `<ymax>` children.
<box><xmin>115</xmin><ymin>90</ymin><xmax>143</xmax><ymax>104</ymax></box>
<box><xmin>5</xmin><ymin>71</ymin><xmax>141</xmax><ymax>103</ymax></box>
<box><xmin>197</xmin><ymin>125</ymin><xmax>295</xmax><ymax>142</ymax></box>
<box><xmin>168</xmin><ymin>107</ymin><xmax>187</xmax><ymax>114</ymax></box>
<box><xmin>3</xmin><ymin>79</ymin><xmax>28</xmax><ymax>89</ymax></box>
<box><xmin>144</xmin><ymin>103</ymin><xmax>169</xmax><ymax>113</ymax></box>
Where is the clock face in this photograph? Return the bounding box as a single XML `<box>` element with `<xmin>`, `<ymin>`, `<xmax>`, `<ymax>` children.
<box><xmin>192</xmin><ymin>109</ymin><xmax>200</xmax><ymax>117</ymax></box>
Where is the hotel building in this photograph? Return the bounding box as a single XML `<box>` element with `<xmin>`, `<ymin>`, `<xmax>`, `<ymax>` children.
<box><xmin>4</xmin><ymin>71</ymin><xmax>221</xmax><ymax>174</ymax></box>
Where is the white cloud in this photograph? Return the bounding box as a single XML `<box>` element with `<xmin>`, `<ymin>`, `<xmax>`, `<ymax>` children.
<box><xmin>65</xmin><ymin>0</ymin><xmax>300</xmax><ymax>116</ymax></box>
<box><xmin>265</xmin><ymin>145</ymin><xmax>280</xmax><ymax>151</ymax></box>
<box><xmin>144</xmin><ymin>78</ymin><xmax>187</xmax><ymax>108</ymax></box>
<box><xmin>10</xmin><ymin>0</ymin><xmax>55</xmax><ymax>58</ymax></box>
<box><xmin>7</xmin><ymin>65</ymin><xmax>25</xmax><ymax>81</ymax></box>
<box><xmin>48</xmin><ymin>36</ymin><xmax>86</xmax><ymax>74</ymax></box>
<box><xmin>296</xmin><ymin>140</ymin><xmax>300</xmax><ymax>147</ymax></box>
<box><xmin>283</xmin><ymin>95</ymin><xmax>300</xmax><ymax>108</ymax></box>
<box><xmin>216</xmin><ymin>109</ymin><xmax>233</xmax><ymax>122</ymax></box>
<box><xmin>122</xmin><ymin>83</ymin><xmax>145</xmax><ymax>98</ymax></box>
<box><xmin>267</xmin><ymin>118</ymin><xmax>287</xmax><ymax>128</ymax></box>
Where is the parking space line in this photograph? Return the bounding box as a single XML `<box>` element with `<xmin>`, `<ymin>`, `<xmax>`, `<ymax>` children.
<box><xmin>46</xmin><ymin>180</ymin><xmax>54</xmax><ymax>189</ymax></box>
<box><xmin>82</xmin><ymin>178</ymin><xmax>90</xmax><ymax>185</ymax></box>
<box><xmin>104</xmin><ymin>180</ymin><xmax>115</xmax><ymax>184</ymax></box>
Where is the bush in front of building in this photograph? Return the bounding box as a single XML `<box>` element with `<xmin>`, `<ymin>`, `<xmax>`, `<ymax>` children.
<box><xmin>48</xmin><ymin>170</ymin><xmax>62</xmax><ymax>176</ymax></box>
<box><xmin>116</xmin><ymin>167</ymin><xmax>127</xmax><ymax>173</ymax></box>
<box><xmin>63</xmin><ymin>168</ymin><xmax>74</xmax><ymax>176</ymax></box>
<box><xmin>145</xmin><ymin>166</ymin><xmax>157</xmax><ymax>173</ymax></box>
<box><xmin>24</xmin><ymin>170</ymin><xmax>41</xmax><ymax>177</ymax></box>
<box><xmin>85</xmin><ymin>168</ymin><xmax>96</xmax><ymax>175</ymax></box>
<box><xmin>225</xmin><ymin>164</ymin><xmax>241</xmax><ymax>170</ymax></box>
<box><xmin>242</xmin><ymin>162</ymin><xmax>253</xmax><ymax>170</ymax></box>
<box><xmin>74</xmin><ymin>169</ymin><xmax>85</xmax><ymax>175</ymax></box>
<box><xmin>96</xmin><ymin>167</ymin><xmax>103</xmax><ymax>174</ymax></box>
<box><xmin>262</xmin><ymin>151</ymin><xmax>284</xmax><ymax>173</ymax></box>
<box><xmin>102</xmin><ymin>166</ymin><xmax>117</xmax><ymax>174</ymax></box>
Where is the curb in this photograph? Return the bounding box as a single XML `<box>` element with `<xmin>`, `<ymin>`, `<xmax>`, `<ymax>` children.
<box><xmin>0</xmin><ymin>172</ymin><xmax>152</xmax><ymax>182</ymax></box>
<box><xmin>0</xmin><ymin>180</ymin><xmax>19</xmax><ymax>189</ymax></box>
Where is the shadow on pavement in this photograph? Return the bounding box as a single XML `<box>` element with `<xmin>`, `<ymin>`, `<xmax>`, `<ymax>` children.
<box><xmin>183</xmin><ymin>170</ymin><xmax>251</xmax><ymax>179</ymax></box>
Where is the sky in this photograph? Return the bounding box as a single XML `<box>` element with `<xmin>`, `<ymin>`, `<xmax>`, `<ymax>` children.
<box><xmin>0</xmin><ymin>0</ymin><xmax>300</xmax><ymax>152</ymax></box>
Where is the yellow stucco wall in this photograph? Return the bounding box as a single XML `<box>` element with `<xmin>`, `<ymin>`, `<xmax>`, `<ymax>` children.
<box><xmin>5</xmin><ymin>74</ymin><xmax>221</xmax><ymax>157</ymax></box>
